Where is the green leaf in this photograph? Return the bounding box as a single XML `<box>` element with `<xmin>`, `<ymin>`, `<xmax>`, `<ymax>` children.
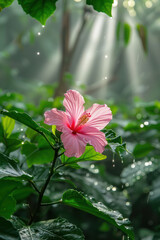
<box><xmin>136</xmin><ymin>24</ymin><xmax>148</xmax><ymax>53</ymax></box>
<box><xmin>86</xmin><ymin>0</ymin><xmax>113</xmax><ymax>17</ymax></box>
<box><xmin>62</xmin><ymin>189</ymin><xmax>134</xmax><ymax>239</ymax></box>
<box><xmin>133</xmin><ymin>143</ymin><xmax>154</xmax><ymax>158</ymax></box>
<box><xmin>0</xmin><ymin>109</ymin><xmax>56</xmax><ymax>145</ymax></box>
<box><xmin>61</xmin><ymin>146</ymin><xmax>106</xmax><ymax>166</ymax></box>
<box><xmin>0</xmin><ymin>0</ymin><xmax>14</xmax><ymax>9</ymax></box>
<box><xmin>124</xmin><ymin>23</ymin><xmax>131</xmax><ymax>45</ymax></box>
<box><xmin>121</xmin><ymin>158</ymin><xmax>160</xmax><ymax>186</ymax></box>
<box><xmin>18</xmin><ymin>0</ymin><xmax>58</xmax><ymax>25</ymax></box>
<box><xmin>0</xmin><ymin>180</ymin><xmax>20</xmax><ymax>218</ymax></box>
<box><xmin>0</xmin><ymin>217</ymin><xmax>19</xmax><ymax>240</ymax></box>
<box><xmin>52</xmin><ymin>125</ymin><xmax>56</xmax><ymax>135</ymax></box>
<box><xmin>0</xmin><ymin>152</ymin><xmax>32</xmax><ymax>181</ymax></box>
<box><xmin>2</xmin><ymin>116</ymin><xmax>15</xmax><ymax>138</ymax></box>
<box><xmin>3</xmin><ymin>138</ymin><xmax>22</xmax><ymax>154</ymax></box>
<box><xmin>63</xmin><ymin>169</ymin><xmax>131</xmax><ymax>216</ymax></box>
<box><xmin>21</xmin><ymin>141</ymin><xmax>54</xmax><ymax>167</ymax></box>
<box><xmin>13</xmin><ymin>217</ymin><xmax>85</xmax><ymax>240</ymax></box>
<box><xmin>105</xmin><ymin>130</ymin><xmax>130</xmax><ymax>162</ymax></box>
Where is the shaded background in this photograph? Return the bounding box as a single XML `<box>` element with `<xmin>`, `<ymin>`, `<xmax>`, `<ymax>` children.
<box><xmin>0</xmin><ymin>0</ymin><xmax>160</xmax><ymax>104</ymax></box>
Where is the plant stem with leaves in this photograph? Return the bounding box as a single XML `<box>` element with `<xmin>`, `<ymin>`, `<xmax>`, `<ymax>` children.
<box><xmin>28</xmin><ymin>148</ymin><xmax>59</xmax><ymax>225</ymax></box>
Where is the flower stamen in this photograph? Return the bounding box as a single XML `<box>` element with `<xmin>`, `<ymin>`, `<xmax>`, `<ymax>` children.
<box><xmin>78</xmin><ymin>113</ymin><xmax>91</xmax><ymax>126</ymax></box>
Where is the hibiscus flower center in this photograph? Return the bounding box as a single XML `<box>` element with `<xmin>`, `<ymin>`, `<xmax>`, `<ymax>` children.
<box><xmin>72</xmin><ymin>112</ymin><xmax>91</xmax><ymax>134</ymax></box>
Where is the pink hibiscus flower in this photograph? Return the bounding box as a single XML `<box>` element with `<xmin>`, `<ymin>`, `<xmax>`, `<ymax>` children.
<box><xmin>44</xmin><ymin>90</ymin><xmax>112</xmax><ymax>158</ymax></box>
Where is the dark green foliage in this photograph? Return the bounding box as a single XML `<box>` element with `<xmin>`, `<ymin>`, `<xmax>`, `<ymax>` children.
<box><xmin>0</xmin><ymin>0</ymin><xmax>14</xmax><ymax>9</ymax></box>
<box><xmin>1</xmin><ymin>0</ymin><xmax>113</xmax><ymax>24</ymax></box>
<box><xmin>12</xmin><ymin>217</ymin><xmax>85</xmax><ymax>240</ymax></box>
<box><xmin>0</xmin><ymin>89</ymin><xmax>160</xmax><ymax>239</ymax></box>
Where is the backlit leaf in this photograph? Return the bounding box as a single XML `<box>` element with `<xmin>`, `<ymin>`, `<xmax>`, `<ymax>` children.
<box><xmin>18</xmin><ymin>0</ymin><xmax>59</xmax><ymax>25</ymax></box>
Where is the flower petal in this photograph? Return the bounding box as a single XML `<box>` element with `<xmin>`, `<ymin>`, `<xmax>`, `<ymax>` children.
<box><xmin>44</xmin><ymin>108</ymin><xmax>67</xmax><ymax>132</ymax></box>
<box><xmin>85</xmin><ymin>104</ymin><xmax>112</xmax><ymax>130</ymax></box>
<box><xmin>78</xmin><ymin>125</ymin><xmax>107</xmax><ymax>153</ymax></box>
<box><xmin>61</xmin><ymin>127</ymin><xmax>86</xmax><ymax>158</ymax></box>
<box><xmin>63</xmin><ymin>90</ymin><xmax>85</xmax><ymax>125</ymax></box>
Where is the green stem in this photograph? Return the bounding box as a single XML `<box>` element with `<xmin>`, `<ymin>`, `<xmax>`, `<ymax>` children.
<box><xmin>40</xmin><ymin>199</ymin><xmax>62</xmax><ymax>207</ymax></box>
<box><xmin>29</xmin><ymin>180</ymin><xmax>40</xmax><ymax>194</ymax></box>
<box><xmin>40</xmin><ymin>132</ymin><xmax>56</xmax><ymax>150</ymax></box>
<box><xmin>28</xmin><ymin>149</ymin><xmax>59</xmax><ymax>225</ymax></box>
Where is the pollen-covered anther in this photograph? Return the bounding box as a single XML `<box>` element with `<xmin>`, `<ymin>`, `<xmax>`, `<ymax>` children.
<box><xmin>78</xmin><ymin>113</ymin><xmax>91</xmax><ymax>126</ymax></box>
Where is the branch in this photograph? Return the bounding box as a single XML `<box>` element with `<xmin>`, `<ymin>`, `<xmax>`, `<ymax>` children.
<box><xmin>29</xmin><ymin>180</ymin><xmax>40</xmax><ymax>194</ymax></box>
<box><xmin>40</xmin><ymin>199</ymin><xmax>62</xmax><ymax>207</ymax></box>
<box><xmin>28</xmin><ymin>149</ymin><xmax>59</xmax><ymax>225</ymax></box>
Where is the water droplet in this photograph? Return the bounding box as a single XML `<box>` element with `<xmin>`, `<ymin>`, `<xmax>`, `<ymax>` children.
<box><xmin>42</xmin><ymin>25</ymin><xmax>45</xmax><ymax>28</ymax></box>
<box><xmin>144</xmin><ymin>121</ymin><xmax>149</xmax><ymax>126</ymax></box>
<box><xmin>145</xmin><ymin>161</ymin><xmax>152</xmax><ymax>166</ymax></box>
<box><xmin>37</xmin><ymin>52</ymin><xmax>40</xmax><ymax>55</ymax></box>
<box><xmin>106</xmin><ymin>186</ymin><xmax>111</xmax><ymax>191</ymax></box>
<box><xmin>94</xmin><ymin>169</ymin><xmax>99</xmax><ymax>173</ymax></box>
<box><xmin>37</xmin><ymin>32</ymin><xmax>41</xmax><ymax>36</ymax></box>
<box><xmin>20</xmin><ymin>128</ymin><xmax>23</xmax><ymax>131</ymax></box>
<box><xmin>112</xmin><ymin>159</ymin><xmax>115</xmax><ymax>167</ymax></box>
<box><xmin>126</xmin><ymin>201</ymin><xmax>130</xmax><ymax>206</ymax></box>
<box><xmin>94</xmin><ymin>181</ymin><xmax>98</xmax><ymax>186</ymax></box>
<box><xmin>131</xmin><ymin>164</ymin><xmax>135</xmax><ymax>168</ymax></box>
<box><xmin>140</xmin><ymin>124</ymin><xmax>144</xmax><ymax>128</ymax></box>
<box><xmin>112</xmin><ymin>187</ymin><xmax>117</xmax><ymax>192</ymax></box>
<box><xmin>105</xmin><ymin>55</ymin><xmax>108</xmax><ymax>59</ymax></box>
<box><xmin>90</xmin><ymin>164</ymin><xmax>95</xmax><ymax>169</ymax></box>
<box><xmin>22</xmin><ymin>142</ymin><xmax>24</xmax><ymax>145</ymax></box>
<box><xmin>104</xmin><ymin>76</ymin><xmax>107</xmax><ymax>80</ymax></box>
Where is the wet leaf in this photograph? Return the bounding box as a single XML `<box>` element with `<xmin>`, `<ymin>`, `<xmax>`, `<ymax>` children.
<box><xmin>62</xmin><ymin>189</ymin><xmax>134</xmax><ymax>239</ymax></box>
<box><xmin>121</xmin><ymin>158</ymin><xmax>160</xmax><ymax>186</ymax></box>
<box><xmin>13</xmin><ymin>217</ymin><xmax>85</xmax><ymax>240</ymax></box>
<box><xmin>0</xmin><ymin>109</ymin><xmax>56</xmax><ymax>145</ymax></box>
<box><xmin>0</xmin><ymin>152</ymin><xmax>32</xmax><ymax>181</ymax></box>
